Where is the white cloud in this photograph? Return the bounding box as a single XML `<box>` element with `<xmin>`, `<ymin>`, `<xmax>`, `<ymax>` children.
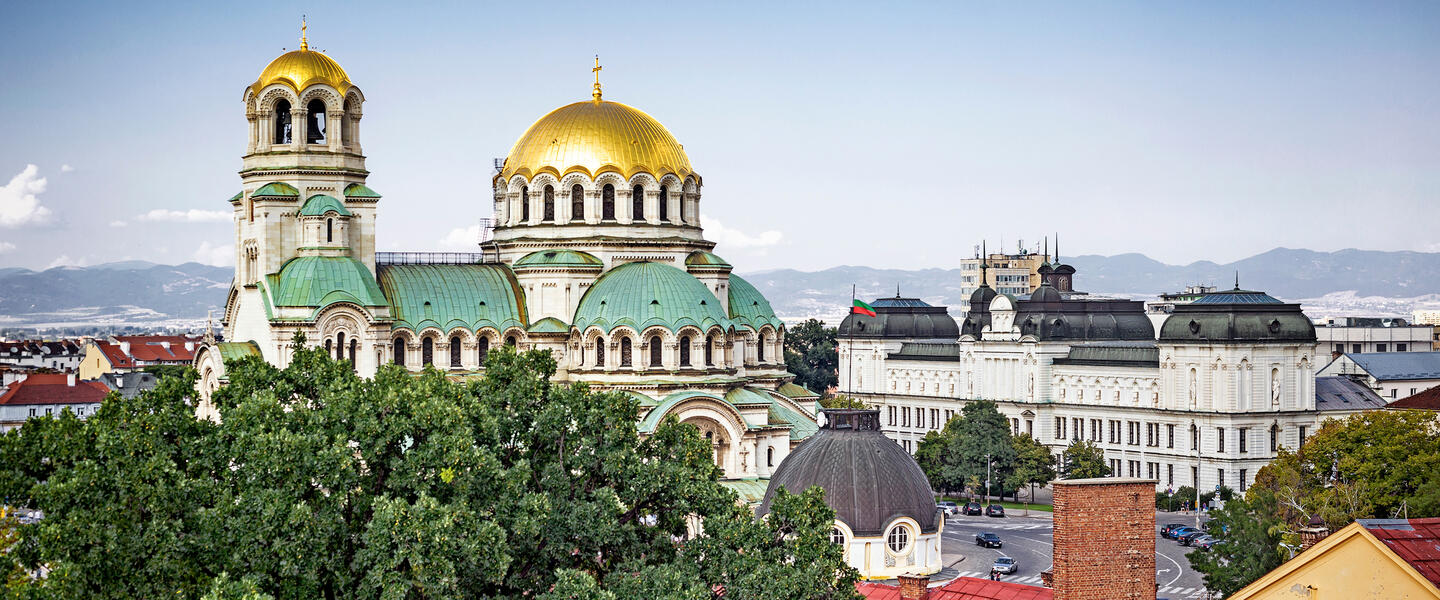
<box><xmin>46</xmin><ymin>255</ymin><xmax>85</xmax><ymax>269</ymax></box>
<box><xmin>0</xmin><ymin>164</ymin><xmax>53</xmax><ymax>227</ymax></box>
<box><xmin>137</xmin><ymin>209</ymin><xmax>232</xmax><ymax>223</ymax></box>
<box><xmin>60</xmin><ymin>164</ymin><xmax>74</xmax><ymax>172</ymax></box>
<box><xmin>109</xmin><ymin>220</ymin><xmax>127</xmax><ymax>227</ymax></box>
<box><xmin>0</xmin><ymin>242</ymin><xmax>14</xmax><ymax>253</ymax></box>
<box><xmin>438</xmin><ymin>224</ymin><xmax>482</xmax><ymax>249</ymax></box>
<box><xmin>192</xmin><ymin>241</ymin><xmax>234</xmax><ymax>266</ymax></box>
<box><xmin>702</xmin><ymin>215</ymin><xmax>784</xmax><ymax>249</ymax></box>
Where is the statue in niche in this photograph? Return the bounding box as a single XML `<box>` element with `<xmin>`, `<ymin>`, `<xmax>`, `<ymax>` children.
<box><xmin>1027</xmin><ymin>374</ymin><xmax>1035</xmax><ymax>400</ymax></box>
<box><xmin>1271</xmin><ymin>369</ymin><xmax>1282</xmax><ymax>406</ymax></box>
<box><xmin>1188</xmin><ymin>369</ymin><xmax>1198</xmax><ymax>407</ymax></box>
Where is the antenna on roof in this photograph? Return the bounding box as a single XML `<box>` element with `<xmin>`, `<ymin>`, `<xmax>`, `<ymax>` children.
<box><xmin>896</xmin><ymin>283</ymin><xmax>901</xmax><ymax>298</ymax></box>
<box><xmin>1235</xmin><ymin>270</ymin><xmax>1240</xmax><ymax>290</ymax></box>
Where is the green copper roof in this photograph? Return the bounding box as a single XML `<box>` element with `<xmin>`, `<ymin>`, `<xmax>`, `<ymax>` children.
<box><xmin>268</xmin><ymin>257</ymin><xmax>388</xmax><ymax>311</ymax></box>
<box><xmin>725</xmin><ymin>386</ymin><xmax>775</xmax><ymax>406</ymax></box>
<box><xmin>343</xmin><ymin>183</ymin><xmax>381</xmax><ymax>198</ymax></box>
<box><xmin>217</xmin><ymin>341</ymin><xmax>262</xmax><ymax>363</ymax></box>
<box><xmin>572</xmin><ymin>261</ymin><xmax>733</xmax><ymax>334</ymax></box>
<box><xmin>639</xmin><ymin>390</ymin><xmax>742</xmax><ymax>433</ymax></box>
<box><xmin>513</xmin><ymin>249</ymin><xmax>603</xmax><ymax>268</ymax></box>
<box><xmin>526</xmin><ymin>317</ymin><xmax>569</xmax><ymax>334</ymax></box>
<box><xmin>228</xmin><ymin>191</ymin><xmax>243</xmax><ymax>203</ymax></box>
<box><xmin>767</xmin><ymin>395</ymin><xmax>819</xmax><ymax>441</ymax></box>
<box><xmin>299</xmin><ymin>194</ymin><xmax>352</xmax><ymax>217</ymax></box>
<box><xmin>378</xmin><ymin>264</ymin><xmax>527</xmax><ymax>332</ymax></box>
<box><xmin>685</xmin><ymin>251</ymin><xmax>731</xmax><ymax>268</ymax></box>
<box><xmin>720</xmin><ymin>478</ymin><xmax>770</xmax><ymax>504</ymax></box>
<box><xmin>727</xmin><ymin>274</ymin><xmax>783</xmax><ymax>332</ymax></box>
<box><xmin>777</xmin><ymin>382</ymin><xmax>820</xmax><ymax>399</ymax></box>
<box><xmin>252</xmin><ymin>182</ymin><xmax>299</xmax><ymax>197</ymax></box>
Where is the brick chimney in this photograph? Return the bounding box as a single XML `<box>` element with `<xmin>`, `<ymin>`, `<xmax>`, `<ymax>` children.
<box><xmin>1051</xmin><ymin>478</ymin><xmax>1156</xmax><ymax>600</ymax></box>
<box><xmin>896</xmin><ymin>573</ymin><xmax>929</xmax><ymax>600</ymax></box>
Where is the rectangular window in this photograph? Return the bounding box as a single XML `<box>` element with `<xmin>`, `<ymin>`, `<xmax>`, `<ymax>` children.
<box><xmin>1192</xmin><ymin>465</ymin><xmax>1199</xmax><ymax>487</ymax></box>
<box><xmin>1377</xmin><ymin>343</ymin><xmax>1387</xmax><ymax>352</ymax></box>
<box><xmin>1055</xmin><ymin>417</ymin><xmax>1065</xmax><ymax>441</ymax></box>
<box><xmin>1167</xmin><ymin>424</ymin><xmax>1175</xmax><ymax>449</ymax></box>
<box><xmin>1191</xmin><ymin>425</ymin><xmax>1199</xmax><ymax>451</ymax></box>
<box><xmin>889</xmin><ymin>406</ymin><xmax>896</xmax><ymax>426</ymax></box>
<box><xmin>1218</xmin><ymin>427</ymin><xmax>1226</xmax><ymax>453</ymax></box>
<box><xmin>1240</xmin><ymin>469</ymin><xmax>1248</xmax><ymax>492</ymax></box>
<box><xmin>1168</xmin><ymin>463</ymin><xmax>1175</xmax><ymax>487</ymax></box>
<box><xmin>1218</xmin><ymin>468</ymin><xmax>1226</xmax><ymax>490</ymax></box>
<box><xmin>1391</xmin><ymin>389</ymin><xmax>1398</xmax><ymax>398</ymax></box>
<box><xmin>1353</xmin><ymin>343</ymin><xmax>1362</xmax><ymax>353</ymax></box>
<box><xmin>1091</xmin><ymin>419</ymin><xmax>1099</xmax><ymax>441</ymax></box>
<box><xmin>903</xmin><ymin>407</ymin><xmax>910</xmax><ymax>427</ymax></box>
<box><xmin>945</xmin><ymin>410</ymin><xmax>954</xmax><ymax>423</ymax></box>
<box><xmin>28</xmin><ymin>408</ymin><xmax>36</xmax><ymax>417</ymax></box>
<box><xmin>1239</xmin><ymin>428</ymin><xmax>1248</xmax><ymax>454</ymax></box>
<box><xmin>1299</xmin><ymin>425</ymin><xmax>1308</xmax><ymax>449</ymax></box>
<box><xmin>1026</xmin><ymin>420</ymin><xmax>1033</xmax><ymax>437</ymax></box>
<box><xmin>1073</xmin><ymin>417</ymin><xmax>1082</xmax><ymax>441</ymax></box>
<box><xmin>1012</xmin><ymin>417</ymin><xmax>1019</xmax><ymax>435</ymax></box>
<box><xmin>932</xmin><ymin>409</ymin><xmax>939</xmax><ymax>429</ymax></box>
<box><xmin>1334</xmin><ymin>343</ymin><xmax>1344</xmax><ymax>353</ymax></box>
<box><xmin>1399</xmin><ymin>343</ymin><xmax>1408</xmax><ymax>352</ymax></box>
<box><xmin>1270</xmin><ymin>426</ymin><xmax>1278</xmax><ymax>452</ymax></box>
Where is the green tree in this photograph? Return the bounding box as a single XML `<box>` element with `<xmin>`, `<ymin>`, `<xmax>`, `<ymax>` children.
<box><xmin>818</xmin><ymin>394</ymin><xmax>867</xmax><ymax>410</ymax></box>
<box><xmin>142</xmin><ymin>364</ymin><xmax>193</xmax><ymax>380</ymax></box>
<box><xmin>1059</xmin><ymin>440</ymin><xmax>1110</xmax><ymax>479</ymax></box>
<box><xmin>943</xmin><ymin>400</ymin><xmax>1016</xmax><ymax>499</ymax></box>
<box><xmin>1007</xmin><ymin>433</ymin><xmax>1056</xmax><ymax>509</ymax></box>
<box><xmin>914</xmin><ymin>430</ymin><xmax>949</xmax><ymax>494</ymax></box>
<box><xmin>0</xmin><ymin>338</ymin><xmax>857</xmax><ymax>599</ymax></box>
<box><xmin>784</xmin><ymin>319</ymin><xmax>838</xmax><ymax>394</ymax></box>
<box><xmin>1186</xmin><ymin>495</ymin><xmax>1284</xmax><ymax>597</ymax></box>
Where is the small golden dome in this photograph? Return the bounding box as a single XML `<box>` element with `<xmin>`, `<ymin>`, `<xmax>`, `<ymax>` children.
<box><xmin>500</xmin><ymin>100</ymin><xmax>695</xmax><ymax>182</ymax></box>
<box><xmin>251</xmin><ymin>47</ymin><xmax>351</xmax><ymax>96</ymax></box>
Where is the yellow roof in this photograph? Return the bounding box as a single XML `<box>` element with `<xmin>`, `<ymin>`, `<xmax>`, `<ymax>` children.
<box><xmin>251</xmin><ymin>47</ymin><xmax>351</xmax><ymax>96</ymax></box>
<box><xmin>500</xmin><ymin>99</ymin><xmax>696</xmax><ymax>183</ymax></box>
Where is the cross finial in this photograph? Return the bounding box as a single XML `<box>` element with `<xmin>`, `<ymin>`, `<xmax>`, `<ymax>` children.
<box><xmin>592</xmin><ymin>55</ymin><xmax>603</xmax><ymax>101</ymax></box>
<box><xmin>300</xmin><ymin>15</ymin><xmax>308</xmax><ymax>51</ymax></box>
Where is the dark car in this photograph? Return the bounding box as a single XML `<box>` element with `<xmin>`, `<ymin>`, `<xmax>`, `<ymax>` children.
<box><xmin>986</xmin><ymin>504</ymin><xmax>1006</xmax><ymax>518</ymax></box>
<box><xmin>1160</xmin><ymin>523</ymin><xmax>1189</xmax><ymax>539</ymax></box>
<box><xmin>975</xmin><ymin>532</ymin><xmax>1002</xmax><ymax>548</ymax></box>
<box><xmin>1170</xmin><ymin>526</ymin><xmax>1200</xmax><ymax>542</ymax></box>
<box><xmin>1179</xmin><ymin>530</ymin><xmax>1208</xmax><ymax>546</ymax></box>
<box><xmin>963</xmin><ymin>502</ymin><xmax>983</xmax><ymax>516</ymax></box>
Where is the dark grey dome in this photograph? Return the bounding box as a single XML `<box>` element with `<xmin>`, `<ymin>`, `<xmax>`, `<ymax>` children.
<box><xmin>1159</xmin><ymin>290</ymin><xmax>1315</xmax><ymax>343</ymax></box>
<box><xmin>756</xmin><ymin>409</ymin><xmax>940</xmax><ymax>536</ymax></box>
<box><xmin>1030</xmin><ymin>283</ymin><xmax>1062</xmax><ymax>303</ymax></box>
<box><xmin>969</xmin><ymin>285</ymin><xmax>997</xmax><ymax>307</ymax></box>
<box><xmin>838</xmin><ymin>297</ymin><xmax>958</xmax><ymax>339</ymax></box>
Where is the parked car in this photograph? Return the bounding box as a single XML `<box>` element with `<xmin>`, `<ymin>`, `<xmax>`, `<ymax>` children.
<box><xmin>975</xmin><ymin>532</ymin><xmax>1002</xmax><ymax>548</ymax></box>
<box><xmin>938</xmin><ymin>501</ymin><xmax>959</xmax><ymax>515</ymax></box>
<box><xmin>1160</xmin><ymin>523</ymin><xmax>1189</xmax><ymax>539</ymax></box>
<box><xmin>985</xmin><ymin>504</ymin><xmax>1006</xmax><ymax>518</ymax></box>
<box><xmin>992</xmin><ymin>556</ymin><xmax>1017</xmax><ymax>574</ymax></box>
<box><xmin>1193</xmin><ymin>535</ymin><xmax>1219</xmax><ymax>551</ymax></box>
<box><xmin>963</xmin><ymin>502</ymin><xmax>983</xmax><ymax>516</ymax></box>
<box><xmin>1179</xmin><ymin>530</ymin><xmax>1208</xmax><ymax>546</ymax></box>
<box><xmin>1170</xmin><ymin>526</ymin><xmax>1200</xmax><ymax>542</ymax></box>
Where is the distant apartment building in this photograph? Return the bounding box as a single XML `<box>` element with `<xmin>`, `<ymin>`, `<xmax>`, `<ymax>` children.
<box><xmin>957</xmin><ymin>242</ymin><xmax>1060</xmax><ymax>312</ymax></box>
<box><xmin>0</xmin><ymin>373</ymin><xmax>110</xmax><ymax>432</ymax></box>
<box><xmin>1318</xmin><ymin>351</ymin><xmax>1440</xmax><ymax>400</ymax></box>
<box><xmin>0</xmin><ymin>340</ymin><xmax>85</xmax><ymax>372</ymax></box>
<box><xmin>78</xmin><ymin>335</ymin><xmax>200</xmax><ymax>379</ymax></box>
<box><xmin>1314</xmin><ymin>317</ymin><xmax>1432</xmax><ymax>358</ymax></box>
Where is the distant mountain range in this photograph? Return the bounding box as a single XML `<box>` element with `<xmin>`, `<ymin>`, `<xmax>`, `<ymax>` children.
<box><xmin>1</xmin><ymin>248</ymin><xmax>1437</xmax><ymax>328</ymax></box>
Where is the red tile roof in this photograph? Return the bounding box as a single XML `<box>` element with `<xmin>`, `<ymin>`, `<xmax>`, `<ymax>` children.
<box><xmin>92</xmin><ymin>341</ymin><xmax>135</xmax><ymax>369</ymax></box>
<box><xmin>856</xmin><ymin>577</ymin><xmax>1053</xmax><ymax>600</ymax></box>
<box><xmin>0</xmin><ymin>373</ymin><xmax>111</xmax><ymax>406</ymax></box>
<box><xmin>1389</xmin><ymin>386</ymin><xmax>1440</xmax><ymax>410</ymax></box>
<box><xmin>1361</xmin><ymin>518</ymin><xmax>1440</xmax><ymax>588</ymax></box>
<box><xmin>112</xmin><ymin>335</ymin><xmax>198</xmax><ymax>362</ymax></box>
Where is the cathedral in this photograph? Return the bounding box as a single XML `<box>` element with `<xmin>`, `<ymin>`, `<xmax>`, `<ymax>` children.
<box><xmin>193</xmin><ymin>32</ymin><xmax>819</xmax><ymax>481</ymax></box>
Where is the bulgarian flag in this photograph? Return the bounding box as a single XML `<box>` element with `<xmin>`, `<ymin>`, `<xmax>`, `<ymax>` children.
<box><xmin>851</xmin><ymin>299</ymin><xmax>877</xmax><ymax>317</ymax></box>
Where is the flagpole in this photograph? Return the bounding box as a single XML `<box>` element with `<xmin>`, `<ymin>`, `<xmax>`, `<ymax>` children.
<box><xmin>848</xmin><ymin>284</ymin><xmax>856</xmax><ymax>400</ymax></box>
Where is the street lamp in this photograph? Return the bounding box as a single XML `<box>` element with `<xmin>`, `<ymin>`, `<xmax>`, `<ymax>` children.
<box><xmin>985</xmin><ymin>452</ymin><xmax>993</xmax><ymax>503</ymax></box>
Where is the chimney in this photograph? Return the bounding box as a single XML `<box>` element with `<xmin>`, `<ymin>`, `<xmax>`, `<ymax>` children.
<box><xmin>896</xmin><ymin>573</ymin><xmax>929</xmax><ymax>600</ymax></box>
<box><xmin>115</xmin><ymin>375</ymin><xmax>124</xmax><ymax>389</ymax></box>
<box><xmin>66</xmin><ymin>374</ymin><xmax>76</xmax><ymax>387</ymax></box>
<box><xmin>1051</xmin><ymin>478</ymin><xmax>1157</xmax><ymax>600</ymax></box>
<box><xmin>119</xmin><ymin>341</ymin><xmax>130</xmax><ymax>355</ymax></box>
<box><xmin>184</xmin><ymin>341</ymin><xmax>195</xmax><ymax>352</ymax></box>
<box><xmin>161</xmin><ymin>341</ymin><xmax>171</xmax><ymax>351</ymax></box>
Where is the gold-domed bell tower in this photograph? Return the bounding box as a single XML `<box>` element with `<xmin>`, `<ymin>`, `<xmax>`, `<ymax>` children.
<box><xmin>233</xmin><ymin>20</ymin><xmax>377</xmax><ymax>285</ymax></box>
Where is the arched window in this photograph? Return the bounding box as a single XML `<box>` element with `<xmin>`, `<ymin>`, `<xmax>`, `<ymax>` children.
<box><xmin>659</xmin><ymin>187</ymin><xmax>669</xmax><ymax>222</ymax></box>
<box><xmin>632</xmin><ymin>185</ymin><xmax>645</xmax><ymax>221</ymax></box>
<box><xmin>602</xmin><ymin>185</ymin><xmax>615</xmax><ymax>221</ymax></box>
<box><xmin>570</xmin><ymin>184</ymin><xmax>584</xmax><ymax>222</ymax></box>
<box><xmin>650</xmin><ymin>335</ymin><xmax>663</xmax><ymax>367</ymax></box>
<box><xmin>677</xmin><ymin>188</ymin><xmax>685</xmax><ymax>222</ymax></box>
<box><xmin>306</xmin><ymin>99</ymin><xmax>326</xmax><ymax>144</ymax></box>
<box><xmin>393</xmin><ymin>339</ymin><xmax>406</xmax><ymax>365</ymax></box>
<box><xmin>620</xmin><ymin>337</ymin><xmax>632</xmax><ymax>367</ymax></box>
<box><xmin>326</xmin><ymin>218</ymin><xmax>333</xmax><ymax>243</ymax></box>
<box><xmin>477</xmin><ymin>336</ymin><xmax>489</xmax><ymax>366</ymax></box>
<box><xmin>679</xmin><ymin>335</ymin><xmax>691</xmax><ymax>367</ymax></box>
<box><xmin>422</xmin><ymin>338</ymin><xmax>434</xmax><ymax>366</ymax></box>
<box><xmin>886</xmin><ymin>523</ymin><xmax>910</xmax><ymax>554</ymax></box>
<box><xmin>273</xmin><ymin>99</ymin><xmax>292</xmax><ymax>144</ymax></box>
<box><xmin>506</xmin><ymin>335</ymin><xmax>517</xmax><ymax>347</ymax></box>
<box><xmin>341</xmin><ymin>99</ymin><xmax>352</xmax><ymax>147</ymax></box>
<box><xmin>542</xmin><ymin>185</ymin><xmax>554</xmax><ymax>222</ymax></box>
<box><xmin>704</xmin><ymin>334</ymin><xmax>714</xmax><ymax>366</ymax></box>
<box><xmin>521</xmin><ymin>186</ymin><xmax>530</xmax><ymax>223</ymax></box>
<box><xmin>829</xmin><ymin>526</ymin><xmax>845</xmax><ymax>545</ymax></box>
<box><xmin>450</xmin><ymin>336</ymin><xmax>462</xmax><ymax>367</ymax></box>
<box><xmin>325</xmin><ymin>339</ymin><xmax>332</xmax><ymax>356</ymax></box>
<box><xmin>348</xmin><ymin>339</ymin><xmax>357</xmax><ymax>370</ymax></box>
<box><xmin>757</xmin><ymin>333</ymin><xmax>767</xmax><ymax>362</ymax></box>
<box><xmin>596</xmin><ymin>337</ymin><xmax>606</xmax><ymax>367</ymax></box>
<box><xmin>767</xmin><ymin>446</ymin><xmax>774</xmax><ymax>467</ymax></box>
<box><xmin>336</xmin><ymin>332</ymin><xmax>345</xmax><ymax>360</ymax></box>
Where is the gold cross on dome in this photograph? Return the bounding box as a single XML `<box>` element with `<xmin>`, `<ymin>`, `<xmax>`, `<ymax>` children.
<box><xmin>300</xmin><ymin>15</ymin><xmax>309</xmax><ymax>50</ymax></box>
<box><xmin>592</xmin><ymin>55</ymin><xmax>603</xmax><ymax>101</ymax></box>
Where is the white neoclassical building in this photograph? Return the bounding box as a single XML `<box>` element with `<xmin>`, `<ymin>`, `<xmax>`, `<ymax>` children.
<box><xmin>194</xmin><ymin>34</ymin><xmax>818</xmax><ymax>481</ymax></box>
<box><xmin>839</xmin><ymin>260</ymin><xmax>1381</xmax><ymax>493</ymax></box>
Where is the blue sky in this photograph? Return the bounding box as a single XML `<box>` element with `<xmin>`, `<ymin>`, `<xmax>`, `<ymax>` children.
<box><xmin>1</xmin><ymin>1</ymin><xmax>1436</xmax><ymax>272</ymax></box>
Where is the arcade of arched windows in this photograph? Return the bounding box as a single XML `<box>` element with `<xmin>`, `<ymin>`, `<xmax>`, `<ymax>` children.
<box><xmin>387</xmin><ymin>327</ymin><xmax>514</xmax><ymax>371</ymax></box>
<box><xmin>494</xmin><ymin>173</ymin><xmax>701</xmax><ymax>228</ymax></box>
<box><xmin>577</xmin><ymin>327</ymin><xmax>733</xmax><ymax>372</ymax></box>
<box><xmin>247</xmin><ymin>84</ymin><xmax>359</xmax><ymax>153</ymax></box>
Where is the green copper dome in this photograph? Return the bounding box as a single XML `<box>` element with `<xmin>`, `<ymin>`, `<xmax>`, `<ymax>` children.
<box><xmin>299</xmin><ymin>194</ymin><xmax>352</xmax><ymax>217</ymax></box>
<box><xmin>343</xmin><ymin>183</ymin><xmax>381</xmax><ymax>199</ymax></box>
<box><xmin>685</xmin><ymin>251</ymin><xmax>731</xmax><ymax>268</ymax></box>
<box><xmin>727</xmin><ymin>274</ymin><xmax>783</xmax><ymax>332</ymax></box>
<box><xmin>252</xmin><ymin>182</ymin><xmax>299</xmax><ymax>197</ymax></box>
<box><xmin>378</xmin><ymin>264</ymin><xmax>526</xmax><ymax>333</ymax></box>
<box><xmin>572</xmin><ymin>261</ymin><xmax>733</xmax><ymax>334</ymax></box>
<box><xmin>513</xmin><ymin>249</ymin><xmax>603</xmax><ymax>268</ymax></box>
<box><xmin>268</xmin><ymin>256</ymin><xmax>388</xmax><ymax>311</ymax></box>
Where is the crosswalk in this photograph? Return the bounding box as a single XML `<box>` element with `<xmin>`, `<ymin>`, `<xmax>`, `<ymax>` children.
<box><xmin>951</xmin><ymin>522</ymin><xmax>1051</xmax><ymax>531</ymax></box>
<box><xmin>950</xmin><ymin>572</ymin><xmax>1211</xmax><ymax>598</ymax></box>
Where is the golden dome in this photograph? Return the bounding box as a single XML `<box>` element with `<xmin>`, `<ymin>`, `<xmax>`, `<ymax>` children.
<box><xmin>251</xmin><ymin>46</ymin><xmax>351</xmax><ymax>96</ymax></box>
<box><xmin>500</xmin><ymin>100</ymin><xmax>695</xmax><ymax>182</ymax></box>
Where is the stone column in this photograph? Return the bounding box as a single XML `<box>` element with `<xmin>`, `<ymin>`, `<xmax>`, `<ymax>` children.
<box><xmin>647</xmin><ymin>190</ymin><xmax>661</xmax><ymax>224</ymax></box>
<box><xmin>349</xmin><ymin>113</ymin><xmax>363</xmax><ymax>154</ymax></box>
<box><xmin>327</xmin><ymin>111</ymin><xmax>344</xmax><ymax>152</ymax></box>
<box><xmin>246</xmin><ymin>111</ymin><xmax>258</xmax><ymax>154</ymax></box>
<box><xmin>257</xmin><ymin>111</ymin><xmax>272</xmax><ymax>152</ymax></box>
<box><xmin>290</xmin><ymin>109</ymin><xmax>306</xmax><ymax>152</ymax></box>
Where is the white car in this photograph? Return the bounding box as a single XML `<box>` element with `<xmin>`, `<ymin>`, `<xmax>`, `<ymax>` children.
<box><xmin>992</xmin><ymin>556</ymin><xmax>1017</xmax><ymax>575</ymax></box>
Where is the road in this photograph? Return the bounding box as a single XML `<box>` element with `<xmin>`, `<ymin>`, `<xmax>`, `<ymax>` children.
<box><xmin>939</xmin><ymin>511</ymin><xmax>1214</xmax><ymax>599</ymax></box>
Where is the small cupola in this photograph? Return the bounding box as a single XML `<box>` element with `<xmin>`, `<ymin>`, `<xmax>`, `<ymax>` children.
<box><xmin>299</xmin><ymin>194</ymin><xmax>352</xmax><ymax>255</ymax></box>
